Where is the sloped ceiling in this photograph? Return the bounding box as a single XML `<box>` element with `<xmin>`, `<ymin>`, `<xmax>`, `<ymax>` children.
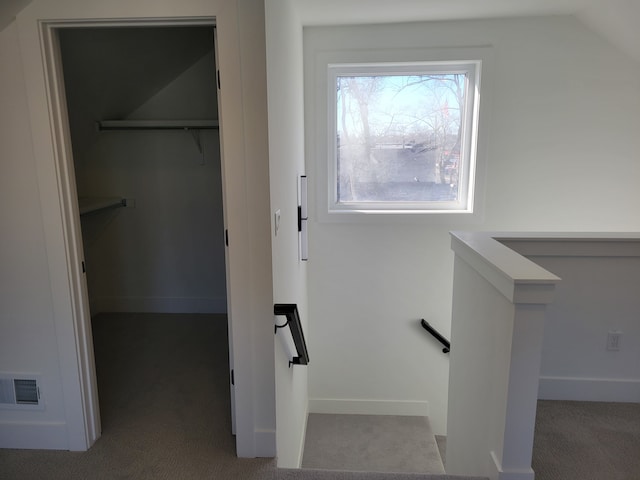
<box><xmin>60</xmin><ymin>26</ymin><xmax>214</xmax><ymax>122</ymax></box>
<box><xmin>59</xmin><ymin>26</ymin><xmax>214</xmax><ymax>155</ymax></box>
<box><xmin>294</xmin><ymin>0</ymin><xmax>640</xmax><ymax>63</ymax></box>
<box><xmin>294</xmin><ymin>0</ymin><xmax>591</xmax><ymax>25</ymax></box>
<box><xmin>5</xmin><ymin>0</ymin><xmax>640</xmax><ymax>61</ymax></box>
<box><xmin>578</xmin><ymin>0</ymin><xmax>640</xmax><ymax>64</ymax></box>
<box><xmin>0</xmin><ymin>0</ymin><xmax>31</xmax><ymax>32</ymax></box>
<box><xmin>2</xmin><ymin>1</ymin><xmax>639</xmax><ymax>69</ymax></box>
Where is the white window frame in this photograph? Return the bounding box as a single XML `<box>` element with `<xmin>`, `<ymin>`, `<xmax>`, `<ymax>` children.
<box><xmin>328</xmin><ymin>61</ymin><xmax>481</xmax><ymax>214</ymax></box>
<box><xmin>308</xmin><ymin>46</ymin><xmax>492</xmax><ymax>224</ymax></box>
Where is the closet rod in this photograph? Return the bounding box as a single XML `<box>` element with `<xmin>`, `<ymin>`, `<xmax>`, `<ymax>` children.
<box><xmin>97</xmin><ymin>120</ymin><xmax>219</xmax><ymax>131</ymax></box>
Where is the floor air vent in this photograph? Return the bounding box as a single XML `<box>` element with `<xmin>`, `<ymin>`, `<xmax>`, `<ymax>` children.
<box><xmin>0</xmin><ymin>375</ymin><xmax>43</xmax><ymax>410</ymax></box>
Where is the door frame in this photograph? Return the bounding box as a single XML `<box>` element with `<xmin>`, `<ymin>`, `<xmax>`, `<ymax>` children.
<box><xmin>41</xmin><ymin>16</ymin><xmax>233</xmax><ymax>447</ymax></box>
<box><xmin>17</xmin><ymin>3</ymin><xmax>275</xmax><ymax>456</ymax></box>
<box><xmin>40</xmin><ymin>16</ymin><xmax>235</xmax><ymax>448</ymax></box>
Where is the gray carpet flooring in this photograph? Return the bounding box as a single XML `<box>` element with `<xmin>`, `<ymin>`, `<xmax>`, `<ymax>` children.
<box><xmin>1</xmin><ymin>313</ymin><xmax>637</xmax><ymax>480</ymax></box>
<box><xmin>281</xmin><ymin>471</ymin><xmax>480</xmax><ymax>480</ymax></box>
<box><xmin>532</xmin><ymin>399</ymin><xmax>640</xmax><ymax>480</ymax></box>
<box><xmin>0</xmin><ymin>313</ymin><xmax>275</xmax><ymax>480</ymax></box>
<box><xmin>0</xmin><ymin>313</ymin><xmax>480</xmax><ymax>480</ymax></box>
<box><xmin>302</xmin><ymin>414</ymin><xmax>445</xmax><ymax>474</ymax></box>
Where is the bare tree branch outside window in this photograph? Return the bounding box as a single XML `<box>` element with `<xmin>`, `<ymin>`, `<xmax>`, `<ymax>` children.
<box><xmin>336</xmin><ymin>73</ymin><xmax>467</xmax><ymax>204</ymax></box>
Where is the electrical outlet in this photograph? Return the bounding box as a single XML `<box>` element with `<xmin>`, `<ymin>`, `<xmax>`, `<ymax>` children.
<box><xmin>607</xmin><ymin>331</ymin><xmax>622</xmax><ymax>351</ymax></box>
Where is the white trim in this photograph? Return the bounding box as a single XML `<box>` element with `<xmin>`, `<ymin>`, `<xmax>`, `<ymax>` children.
<box><xmin>539</xmin><ymin>376</ymin><xmax>640</xmax><ymax>402</ymax></box>
<box><xmin>89</xmin><ymin>296</ymin><xmax>228</xmax><ymax>315</ymax></box>
<box><xmin>0</xmin><ymin>421</ymin><xmax>68</xmax><ymax>450</ymax></box>
<box><xmin>490</xmin><ymin>451</ymin><xmax>535</xmax><ymax>480</ymax></box>
<box><xmin>501</xmin><ymin>238</ymin><xmax>640</xmax><ymax>257</ymax></box>
<box><xmin>309</xmin><ymin>398</ymin><xmax>429</xmax><ymax>417</ymax></box>
<box><xmin>307</xmin><ymin>42</ymin><xmax>493</xmax><ymax>225</ymax></box>
<box><xmin>295</xmin><ymin>404</ymin><xmax>309</xmax><ymax>468</ymax></box>
<box><xmin>34</xmin><ymin>17</ymin><xmax>236</xmax><ymax>452</ymax></box>
<box><xmin>31</xmin><ymin>18</ymin><xmax>101</xmax><ymax>451</ymax></box>
<box><xmin>254</xmin><ymin>428</ymin><xmax>277</xmax><ymax>457</ymax></box>
<box><xmin>327</xmin><ymin>60</ymin><xmax>479</xmax><ymax>214</ymax></box>
<box><xmin>41</xmin><ymin>18</ymin><xmax>219</xmax><ymax>29</ymax></box>
<box><xmin>16</xmin><ymin>6</ymin><xmax>270</xmax><ymax>457</ymax></box>
<box><xmin>450</xmin><ymin>232</ymin><xmax>560</xmax><ymax>304</ymax></box>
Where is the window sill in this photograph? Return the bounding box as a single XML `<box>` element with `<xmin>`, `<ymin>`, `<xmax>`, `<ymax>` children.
<box><xmin>318</xmin><ymin>207</ymin><xmax>484</xmax><ymax>225</ymax></box>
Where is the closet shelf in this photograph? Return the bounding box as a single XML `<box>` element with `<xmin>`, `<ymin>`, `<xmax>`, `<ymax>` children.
<box><xmin>96</xmin><ymin>119</ymin><xmax>219</xmax><ymax>131</ymax></box>
<box><xmin>79</xmin><ymin>197</ymin><xmax>126</xmax><ymax>215</ymax></box>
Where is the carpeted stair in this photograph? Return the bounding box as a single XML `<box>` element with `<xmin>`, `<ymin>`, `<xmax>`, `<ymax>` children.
<box><xmin>279</xmin><ymin>469</ymin><xmax>487</xmax><ymax>480</ymax></box>
<box><xmin>295</xmin><ymin>413</ymin><xmax>486</xmax><ymax>480</ymax></box>
<box><xmin>301</xmin><ymin>414</ymin><xmax>446</xmax><ymax>474</ymax></box>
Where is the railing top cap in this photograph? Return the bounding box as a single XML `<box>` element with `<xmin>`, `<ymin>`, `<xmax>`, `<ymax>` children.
<box><xmin>450</xmin><ymin>231</ymin><xmax>564</xmax><ymax>304</ymax></box>
<box><xmin>451</xmin><ymin>231</ymin><xmax>560</xmax><ymax>282</ymax></box>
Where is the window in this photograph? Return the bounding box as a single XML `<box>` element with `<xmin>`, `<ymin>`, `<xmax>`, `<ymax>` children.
<box><xmin>327</xmin><ymin>61</ymin><xmax>481</xmax><ymax>214</ymax></box>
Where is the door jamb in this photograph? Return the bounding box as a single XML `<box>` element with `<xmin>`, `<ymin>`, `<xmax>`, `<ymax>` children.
<box><xmin>38</xmin><ymin>16</ymin><xmax>236</xmax><ymax>451</ymax></box>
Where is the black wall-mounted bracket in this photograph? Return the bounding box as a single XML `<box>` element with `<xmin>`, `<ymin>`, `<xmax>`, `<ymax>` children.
<box><xmin>298</xmin><ymin>176</ymin><xmax>308</xmax><ymax>261</ymax></box>
<box><xmin>298</xmin><ymin>206</ymin><xmax>303</xmax><ymax>232</ymax></box>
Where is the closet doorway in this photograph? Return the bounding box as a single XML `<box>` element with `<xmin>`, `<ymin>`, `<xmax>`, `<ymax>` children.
<box><xmin>56</xmin><ymin>23</ymin><xmax>234</xmax><ymax>439</ymax></box>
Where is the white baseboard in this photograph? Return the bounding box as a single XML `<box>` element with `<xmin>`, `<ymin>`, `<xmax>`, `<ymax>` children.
<box><xmin>89</xmin><ymin>296</ymin><xmax>227</xmax><ymax>315</ymax></box>
<box><xmin>296</xmin><ymin>404</ymin><xmax>309</xmax><ymax>468</ymax></box>
<box><xmin>538</xmin><ymin>376</ymin><xmax>640</xmax><ymax>402</ymax></box>
<box><xmin>274</xmin><ymin>404</ymin><xmax>308</xmax><ymax>468</ymax></box>
<box><xmin>490</xmin><ymin>451</ymin><xmax>535</xmax><ymax>480</ymax></box>
<box><xmin>254</xmin><ymin>428</ymin><xmax>277</xmax><ymax>457</ymax></box>
<box><xmin>0</xmin><ymin>421</ymin><xmax>67</xmax><ymax>449</ymax></box>
<box><xmin>308</xmin><ymin>398</ymin><xmax>429</xmax><ymax>417</ymax></box>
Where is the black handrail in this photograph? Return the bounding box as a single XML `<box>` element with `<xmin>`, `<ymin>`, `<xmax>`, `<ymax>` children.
<box><xmin>420</xmin><ymin>319</ymin><xmax>450</xmax><ymax>354</ymax></box>
<box><xmin>274</xmin><ymin>304</ymin><xmax>310</xmax><ymax>366</ymax></box>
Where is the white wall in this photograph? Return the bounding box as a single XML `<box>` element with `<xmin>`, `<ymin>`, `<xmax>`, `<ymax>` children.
<box><xmin>234</xmin><ymin>0</ymin><xmax>276</xmax><ymax>456</ymax></box>
<box><xmin>265</xmin><ymin>0</ymin><xmax>309</xmax><ymax>468</ymax></box>
<box><xmin>0</xmin><ymin>20</ymin><xmax>68</xmax><ymax>449</ymax></box>
<box><xmin>304</xmin><ymin>16</ymin><xmax>640</xmax><ymax>435</ymax></box>
<box><xmin>4</xmin><ymin>0</ymin><xmax>275</xmax><ymax>456</ymax></box>
<box><xmin>69</xmin><ymin>49</ymin><xmax>227</xmax><ymax>314</ymax></box>
<box><xmin>503</xmin><ymin>240</ymin><xmax>640</xmax><ymax>402</ymax></box>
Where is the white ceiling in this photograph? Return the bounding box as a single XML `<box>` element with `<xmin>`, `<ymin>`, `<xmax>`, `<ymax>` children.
<box><xmin>1</xmin><ymin>0</ymin><xmax>639</xmax><ymax>61</ymax></box>
<box><xmin>577</xmin><ymin>0</ymin><xmax>640</xmax><ymax>64</ymax></box>
<box><xmin>293</xmin><ymin>0</ymin><xmax>640</xmax><ymax>63</ymax></box>
<box><xmin>294</xmin><ymin>0</ymin><xmax>592</xmax><ymax>25</ymax></box>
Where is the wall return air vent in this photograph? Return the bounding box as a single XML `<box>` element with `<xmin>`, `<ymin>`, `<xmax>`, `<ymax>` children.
<box><xmin>0</xmin><ymin>375</ymin><xmax>43</xmax><ymax>410</ymax></box>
